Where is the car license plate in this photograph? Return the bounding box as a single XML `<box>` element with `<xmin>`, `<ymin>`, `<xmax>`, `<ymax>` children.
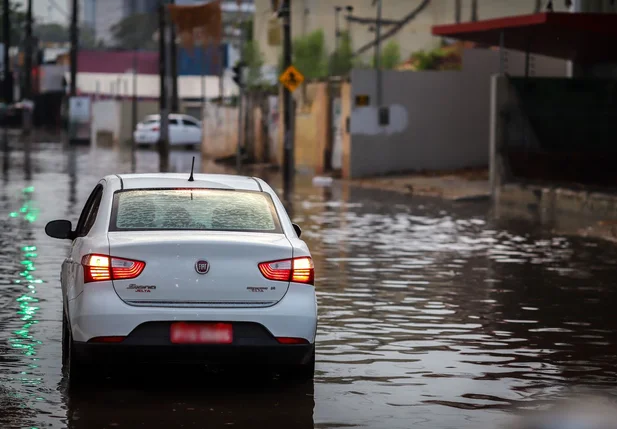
<box><xmin>170</xmin><ymin>322</ymin><xmax>233</xmax><ymax>344</ymax></box>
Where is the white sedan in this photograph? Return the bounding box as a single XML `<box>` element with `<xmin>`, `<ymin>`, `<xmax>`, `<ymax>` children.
<box><xmin>133</xmin><ymin>114</ymin><xmax>202</xmax><ymax>147</ymax></box>
<box><xmin>45</xmin><ymin>173</ymin><xmax>317</xmax><ymax>387</ymax></box>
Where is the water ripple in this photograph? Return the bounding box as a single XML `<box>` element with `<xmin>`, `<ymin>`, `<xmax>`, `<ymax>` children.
<box><xmin>0</xmin><ymin>146</ymin><xmax>614</xmax><ymax>428</ymax></box>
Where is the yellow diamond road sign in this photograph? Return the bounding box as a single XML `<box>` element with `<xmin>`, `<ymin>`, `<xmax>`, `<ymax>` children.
<box><xmin>279</xmin><ymin>65</ymin><xmax>304</xmax><ymax>92</ymax></box>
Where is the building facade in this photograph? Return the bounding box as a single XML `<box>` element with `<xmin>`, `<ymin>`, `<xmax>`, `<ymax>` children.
<box><xmin>83</xmin><ymin>0</ymin><xmax>160</xmax><ymax>45</ymax></box>
<box><xmin>253</xmin><ymin>0</ymin><xmax>578</xmax><ymax>69</ymax></box>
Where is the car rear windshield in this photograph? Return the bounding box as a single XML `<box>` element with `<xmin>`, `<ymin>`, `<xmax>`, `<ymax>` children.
<box><xmin>110</xmin><ymin>189</ymin><xmax>282</xmax><ymax>232</ymax></box>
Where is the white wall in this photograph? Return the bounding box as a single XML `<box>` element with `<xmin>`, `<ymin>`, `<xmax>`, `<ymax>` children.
<box><xmin>68</xmin><ymin>72</ymin><xmax>239</xmax><ymax>99</ymax></box>
<box><xmin>90</xmin><ymin>100</ymin><xmax>121</xmax><ymax>146</ymax></box>
<box><xmin>348</xmin><ymin>48</ymin><xmax>569</xmax><ymax>178</ymax></box>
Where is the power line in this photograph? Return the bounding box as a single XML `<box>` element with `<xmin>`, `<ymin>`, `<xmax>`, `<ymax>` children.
<box><xmin>354</xmin><ymin>0</ymin><xmax>431</xmax><ymax>57</ymax></box>
<box><xmin>48</xmin><ymin>0</ymin><xmax>68</xmax><ymax>17</ymax></box>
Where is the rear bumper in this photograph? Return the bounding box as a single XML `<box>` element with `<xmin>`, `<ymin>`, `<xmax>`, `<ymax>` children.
<box><xmin>74</xmin><ymin>320</ymin><xmax>314</xmax><ymax>365</ymax></box>
<box><xmin>74</xmin><ymin>343</ymin><xmax>314</xmax><ymax>366</ymax></box>
<box><xmin>69</xmin><ymin>283</ymin><xmax>318</xmax><ymax>344</ymax></box>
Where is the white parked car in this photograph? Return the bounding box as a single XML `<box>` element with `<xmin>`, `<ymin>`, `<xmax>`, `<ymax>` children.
<box><xmin>133</xmin><ymin>114</ymin><xmax>202</xmax><ymax>147</ymax></box>
<box><xmin>45</xmin><ymin>173</ymin><xmax>317</xmax><ymax>386</ymax></box>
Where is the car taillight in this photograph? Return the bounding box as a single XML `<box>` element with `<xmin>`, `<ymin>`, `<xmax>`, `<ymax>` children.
<box><xmin>276</xmin><ymin>337</ymin><xmax>309</xmax><ymax>344</ymax></box>
<box><xmin>88</xmin><ymin>336</ymin><xmax>126</xmax><ymax>343</ymax></box>
<box><xmin>258</xmin><ymin>257</ymin><xmax>314</xmax><ymax>285</ymax></box>
<box><xmin>82</xmin><ymin>254</ymin><xmax>145</xmax><ymax>283</ymax></box>
<box><xmin>151</xmin><ymin>126</ymin><xmax>159</xmax><ymax>131</ymax></box>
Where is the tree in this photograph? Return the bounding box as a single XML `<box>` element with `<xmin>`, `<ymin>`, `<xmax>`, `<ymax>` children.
<box><xmin>329</xmin><ymin>31</ymin><xmax>353</xmax><ymax>77</ymax></box>
<box><xmin>110</xmin><ymin>13</ymin><xmax>158</xmax><ymax>50</ymax></box>
<box><xmin>380</xmin><ymin>41</ymin><xmax>401</xmax><ymax>69</ymax></box>
<box><xmin>0</xmin><ymin>1</ymin><xmax>27</xmax><ymax>46</ymax></box>
<box><xmin>242</xmin><ymin>39</ymin><xmax>264</xmax><ymax>88</ymax></box>
<box><xmin>279</xmin><ymin>30</ymin><xmax>328</xmax><ymax>80</ymax></box>
<box><xmin>33</xmin><ymin>22</ymin><xmax>100</xmax><ymax>48</ymax></box>
<box><xmin>34</xmin><ymin>23</ymin><xmax>68</xmax><ymax>43</ymax></box>
<box><xmin>79</xmin><ymin>26</ymin><xmax>101</xmax><ymax>49</ymax></box>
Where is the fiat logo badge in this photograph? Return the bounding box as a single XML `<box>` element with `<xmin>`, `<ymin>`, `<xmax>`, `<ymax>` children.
<box><xmin>195</xmin><ymin>260</ymin><xmax>210</xmax><ymax>274</ymax></box>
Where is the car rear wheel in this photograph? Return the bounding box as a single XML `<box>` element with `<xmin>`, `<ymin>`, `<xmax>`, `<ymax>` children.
<box><xmin>280</xmin><ymin>347</ymin><xmax>315</xmax><ymax>382</ymax></box>
<box><xmin>61</xmin><ymin>312</ymin><xmax>69</xmax><ymax>366</ymax></box>
<box><xmin>64</xmin><ymin>317</ymin><xmax>86</xmax><ymax>389</ymax></box>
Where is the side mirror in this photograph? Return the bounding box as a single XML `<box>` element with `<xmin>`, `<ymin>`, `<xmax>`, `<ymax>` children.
<box><xmin>45</xmin><ymin>220</ymin><xmax>74</xmax><ymax>240</ymax></box>
<box><xmin>292</xmin><ymin>223</ymin><xmax>302</xmax><ymax>238</ymax></box>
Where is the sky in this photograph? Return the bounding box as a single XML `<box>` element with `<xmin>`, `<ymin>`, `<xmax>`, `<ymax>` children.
<box><xmin>13</xmin><ymin>0</ymin><xmax>73</xmax><ymax>25</ymax></box>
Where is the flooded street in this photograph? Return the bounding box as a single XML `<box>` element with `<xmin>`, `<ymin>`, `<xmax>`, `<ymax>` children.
<box><xmin>1</xmin><ymin>143</ymin><xmax>617</xmax><ymax>429</ymax></box>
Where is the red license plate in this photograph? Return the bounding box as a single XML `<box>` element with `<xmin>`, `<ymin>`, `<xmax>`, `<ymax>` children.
<box><xmin>170</xmin><ymin>322</ymin><xmax>233</xmax><ymax>344</ymax></box>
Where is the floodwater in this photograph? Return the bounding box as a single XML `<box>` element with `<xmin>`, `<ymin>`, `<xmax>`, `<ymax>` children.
<box><xmin>1</xmin><ymin>143</ymin><xmax>617</xmax><ymax>429</ymax></box>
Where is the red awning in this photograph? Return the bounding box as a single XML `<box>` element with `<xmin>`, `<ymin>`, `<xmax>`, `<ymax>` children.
<box><xmin>432</xmin><ymin>12</ymin><xmax>617</xmax><ymax>63</ymax></box>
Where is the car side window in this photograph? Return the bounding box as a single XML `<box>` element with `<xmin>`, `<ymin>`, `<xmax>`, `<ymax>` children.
<box><xmin>169</xmin><ymin>119</ymin><xmax>179</xmax><ymax>125</ymax></box>
<box><xmin>75</xmin><ymin>184</ymin><xmax>104</xmax><ymax>237</ymax></box>
<box><xmin>81</xmin><ymin>192</ymin><xmax>103</xmax><ymax>236</ymax></box>
<box><xmin>182</xmin><ymin>119</ymin><xmax>199</xmax><ymax>127</ymax></box>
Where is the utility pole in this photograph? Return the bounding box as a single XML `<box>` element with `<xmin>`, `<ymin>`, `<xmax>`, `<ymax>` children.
<box><xmin>23</xmin><ymin>0</ymin><xmax>32</xmax><ymax>182</ymax></box>
<box><xmin>158</xmin><ymin>1</ymin><xmax>170</xmax><ymax>172</ymax></box>
<box><xmin>2</xmin><ymin>0</ymin><xmax>12</xmax><ymax>104</ymax></box>
<box><xmin>235</xmin><ymin>26</ymin><xmax>244</xmax><ymax>173</ymax></box>
<box><xmin>281</xmin><ymin>0</ymin><xmax>293</xmax><ymax>201</ymax></box>
<box><xmin>131</xmin><ymin>0</ymin><xmax>138</xmax><ymax>173</ymax></box>
<box><xmin>69</xmin><ymin>0</ymin><xmax>78</xmax><ymax>96</ymax></box>
<box><xmin>334</xmin><ymin>6</ymin><xmax>341</xmax><ymax>52</ymax></box>
<box><xmin>345</xmin><ymin>6</ymin><xmax>353</xmax><ymax>34</ymax></box>
<box><xmin>455</xmin><ymin>0</ymin><xmax>462</xmax><ymax>22</ymax></box>
<box><xmin>373</xmin><ymin>0</ymin><xmax>382</xmax><ymax>108</ymax></box>
<box><xmin>170</xmin><ymin>0</ymin><xmax>179</xmax><ymax>112</ymax></box>
<box><xmin>24</xmin><ymin>0</ymin><xmax>33</xmax><ymax>100</ymax></box>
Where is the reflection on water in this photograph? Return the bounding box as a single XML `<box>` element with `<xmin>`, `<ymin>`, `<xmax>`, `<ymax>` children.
<box><xmin>0</xmin><ymin>144</ymin><xmax>615</xmax><ymax>429</ymax></box>
<box><xmin>65</xmin><ymin>374</ymin><xmax>315</xmax><ymax>429</ymax></box>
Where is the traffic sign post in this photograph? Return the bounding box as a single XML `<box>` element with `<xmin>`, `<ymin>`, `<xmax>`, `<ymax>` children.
<box><xmin>280</xmin><ymin>0</ymin><xmax>293</xmax><ymax>203</ymax></box>
<box><xmin>279</xmin><ymin>65</ymin><xmax>304</xmax><ymax>93</ymax></box>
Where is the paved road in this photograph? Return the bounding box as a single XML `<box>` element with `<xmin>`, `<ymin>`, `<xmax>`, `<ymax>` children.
<box><xmin>0</xmin><ymin>144</ymin><xmax>616</xmax><ymax>429</ymax></box>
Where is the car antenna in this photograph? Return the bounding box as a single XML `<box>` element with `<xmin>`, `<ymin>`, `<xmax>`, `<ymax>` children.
<box><xmin>188</xmin><ymin>156</ymin><xmax>195</xmax><ymax>182</ymax></box>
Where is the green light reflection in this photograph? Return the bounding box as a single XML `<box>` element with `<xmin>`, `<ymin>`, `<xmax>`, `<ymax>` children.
<box><xmin>7</xmin><ymin>187</ymin><xmax>43</xmax><ymax>387</ymax></box>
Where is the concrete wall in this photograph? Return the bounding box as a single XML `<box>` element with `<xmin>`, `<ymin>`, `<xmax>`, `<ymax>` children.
<box><xmin>201</xmin><ymin>105</ymin><xmax>240</xmax><ymax>160</ymax></box>
<box><xmin>490</xmin><ymin>75</ymin><xmax>617</xmax><ymax>193</ymax></box>
<box><xmin>346</xmin><ymin>48</ymin><xmax>568</xmax><ymax>179</ymax></box>
<box><xmin>489</xmin><ymin>73</ymin><xmax>617</xmax><ymax>226</ymax></box>
<box><xmin>118</xmin><ymin>99</ymin><xmax>160</xmax><ymax>145</ymax></box>
<box><xmin>90</xmin><ymin>100</ymin><xmax>121</xmax><ymax>147</ymax></box>
<box><xmin>341</xmin><ymin>82</ymin><xmax>352</xmax><ymax>180</ymax></box>
<box><xmin>274</xmin><ymin>82</ymin><xmax>336</xmax><ymax>174</ymax></box>
<box><xmin>247</xmin><ymin>95</ymin><xmax>279</xmax><ymax>165</ymax></box>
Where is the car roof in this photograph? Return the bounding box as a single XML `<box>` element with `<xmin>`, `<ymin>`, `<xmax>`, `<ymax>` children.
<box><xmin>113</xmin><ymin>173</ymin><xmax>263</xmax><ymax>192</ymax></box>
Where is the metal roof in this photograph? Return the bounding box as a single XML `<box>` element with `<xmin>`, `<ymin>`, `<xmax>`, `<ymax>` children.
<box><xmin>432</xmin><ymin>12</ymin><xmax>617</xmax><ymax>63</ymax></box>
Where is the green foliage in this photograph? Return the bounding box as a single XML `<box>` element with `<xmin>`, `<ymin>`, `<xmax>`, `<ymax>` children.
<box><xmin>110</xmin><ymin>13</ymin><xmax>158</xmax><ymax>50</ymax></box>
<box><xmin>408</xmin><ymin>45</ymin><xmax>463</xmax><ymax>71</ymax></box>
<box><xmin>279</xmin><ymin>29</ymin><xmax>328</xmax><ymax>80</ymax></box>
<box><xmin>380</xmin><ymin>41</ymin><xmax>401</xmax><ymax>70</ymax></box>
<box><xmin>240</xmin><ymin>20</ymin><xmax>254</xmax><ymax>42</ymax></box>
<box><xmin>329</xmin><ymin>31</ymin><xmax>353</xmax><ymax>77</ymax></box>
<box><xmin>34</xmin><ymin>23</ymin><xmax>66</xmax><ymax>43</ymax></box>
<box><xmin>33</xmin><ymin>22</ymin><xmax>99</xmax><ymax>48</ymax></box>
<box><xmin>241</xmin><ymin>39</ymin><xmax>264</xmax><ymax>88</ymax></box>
<box><xmin>0</xmin><ymin>1</ymin><xmax>27</xmax><ymax>46</ymax></box>
<box><xmin>79</xmin><ymin>26</ymin><xmax>101</xmax><ymax>49</ymax></box>
<box><xmin>413</xmin><ymin>50</ymin><xmax>441</xmax><ymax>70</ymax></box>
<box><xmin>353</xmin><ymin>59</ymin><xmax>372</xmax><ymax>69</ymax></box>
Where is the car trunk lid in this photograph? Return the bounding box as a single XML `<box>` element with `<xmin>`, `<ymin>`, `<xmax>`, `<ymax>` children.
<box><xmin>108</xmin><ymin>231</ymin><xmax>292</xmax><ymax>307</ymax></box>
